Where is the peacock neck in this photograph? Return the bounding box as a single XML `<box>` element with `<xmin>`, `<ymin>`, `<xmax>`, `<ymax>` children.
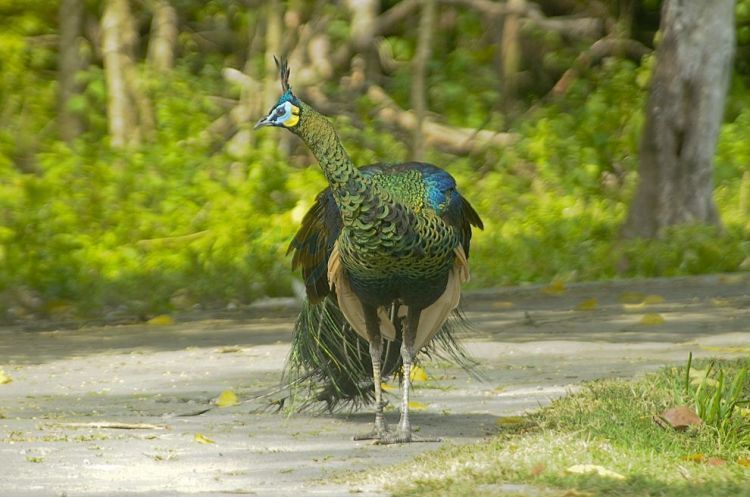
<box><xmin>293</xmin><ymin>103</ymin><xmax>385</xmax><ymax>224</ymax></box>
<box><xmin>293</xmin><ymin>103</ymin><xmax>357</xmax><ymax>185</ymax></box>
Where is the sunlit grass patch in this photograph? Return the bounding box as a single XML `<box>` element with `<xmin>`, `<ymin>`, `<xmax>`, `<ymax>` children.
<box><xmin>358</xmin><ymin>358</ymin><xmax>750</xmax><ymax>497</ymax></box>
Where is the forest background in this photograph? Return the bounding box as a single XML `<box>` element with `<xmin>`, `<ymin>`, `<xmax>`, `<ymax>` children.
<box><xmin>1</xmin><ymin>0</ymin><xmax>748</xmax><ymax>322</ymax></box>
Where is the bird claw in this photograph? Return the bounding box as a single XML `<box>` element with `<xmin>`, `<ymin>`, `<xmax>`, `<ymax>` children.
<box><xmin>353</xmin><ymin>429</ymin><xmax>391</xmax><ymax>441</ymax></box>
<box><xmin>372</xmin><ymin>432</ymin><xmax>441</xmax><ymax>445</ymax></box>
<box><xmin>358</xmin><ymin>427</ymin><xmax>441</xmax><ymax>445</ymax></box>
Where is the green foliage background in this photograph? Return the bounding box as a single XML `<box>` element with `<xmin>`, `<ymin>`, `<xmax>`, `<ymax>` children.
<box><xmin>0</xmin><ymin>1</ymin><xmax>748</xmax><ymax>320</ymax></box>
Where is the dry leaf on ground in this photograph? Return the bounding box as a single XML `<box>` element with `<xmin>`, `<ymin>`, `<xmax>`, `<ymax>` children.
<box><xmin>410</xmin><ymin>365</ymin><xmax>428</xmax><ymax>382</ymax></box>
<box><xmin>655</xmin><ymin>406</ymin><xmax>703</xmax><ymax>431</ymax></box>
<box><xmin>643</xmin><ymin>294</ymin><xmax>665</xmax><ymax>304</ymax></box>
<box><xmin>574</xmin><ymin>298</ymin><xmax>598</xmax><ymax>311</ymax></box>
<box><xmin>542</xmin><ymin>279</ymin><xmax>566</xmax><ymax>295</ymax></box>
<box><xmin>495</xmin><ymin>416</ymin><xmax>527</xmax><ymax>427</ymax></box>
<box><xmin>618</xmin><ymin>291</ymin><xmax>646</xmax><ymax>304</ymax></box>
<box><xmin>683</xmin><ymin>453</ymin><xmax>706</xmax><ymax>463</ymax></box>
<box><xmin>640</xmin><ymin>313</ymin><xmax>665</xmax><ymax>325</ymax></box>
<box><xmin>147</xmin><ymin>314</ymin><xmax>174</xmax><ymax>326</ymax></box>
<box><xmin>0</xmin><ymin>369</ymin><xmax>12</xmax><ymax>384</ymax></box>
<box><xmin>215</xmin><ymin>390</ymin><xmax>239</xmax><ymax>408</ymax></box>
<box><xmin>194</xmin><ymin>433</ymin><xmax>215</xmax><ymax>444</ymax></box>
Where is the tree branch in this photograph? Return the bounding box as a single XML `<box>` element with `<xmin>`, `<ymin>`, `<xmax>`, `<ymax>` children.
<box><xmin>411</xmin><ymin>0</ymin><xmax>436</xmax><ymax>161</ymax></box>
<box><xmin>367</xmin><ymin>85</ymin><xmax>518</xmax><ymax>155</ymax></box>
<box><xmin>442</xmin><ymin>0</ymin><xmax>608</xmax><ymax>40</ymax></box>
<box><xmin>550</xmin><ymin>38</ymin><xmax>651</xmax><ymax>98</ymax></box>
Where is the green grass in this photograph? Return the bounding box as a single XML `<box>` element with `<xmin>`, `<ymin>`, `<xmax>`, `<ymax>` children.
<box><xmin>361</xmin><ymin>358</ymin><xmax>750</xmax><ymax>497</ymax></box>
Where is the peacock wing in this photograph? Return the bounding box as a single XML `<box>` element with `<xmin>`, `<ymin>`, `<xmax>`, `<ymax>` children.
<box><xmin>287</xmin><ymin>164</ymin><xmax>388</xmax><ymax>304</ymax></box>
<box><xmin>443</xmin><ymin>192</ymin><xmax>484</xmax><ymax>259</ymax></box>
<box><xmin>287</xmin><ymin>187</ymin><xmax>342</xmax><ymax>304</ymax></box>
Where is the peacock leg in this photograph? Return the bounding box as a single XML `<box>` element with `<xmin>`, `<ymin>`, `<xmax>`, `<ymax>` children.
<box><xmin>353</xmin><ymin>305</ymin><xmax>389</xmax><ymax>440</ymax></box>
<box><xmin>376</xmin><ymin>308</ymin><xmax>440</xmax><ymax>445</ymax></box>
<box><xmin>396</xmin><ymin>320</ymin><xmax>415</xmax><ymax>442</ymax></box>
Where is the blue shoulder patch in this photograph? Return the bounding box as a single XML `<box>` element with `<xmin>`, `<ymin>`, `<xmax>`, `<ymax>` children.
<box><xmin>421</xmin><ymin>167</ymin><xmax>456</xmax><ymax>213</ymax></box>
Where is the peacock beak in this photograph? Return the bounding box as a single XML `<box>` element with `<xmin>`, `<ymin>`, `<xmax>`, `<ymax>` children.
<box><xmin>254</xmin><ymin>115</ymin><xmax>272</xmax><ymax>129</ymax></box>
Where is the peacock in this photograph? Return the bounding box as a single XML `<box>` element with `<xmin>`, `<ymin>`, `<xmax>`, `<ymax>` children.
<box><xmin>255</xmin><ymin>57</ymin><xmax>483</xmax><ymax>444</ymax></box>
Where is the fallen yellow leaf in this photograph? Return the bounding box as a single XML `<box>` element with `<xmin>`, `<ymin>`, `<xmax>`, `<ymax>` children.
<box><xmin>640</xmin><ymin>313</ymin><xmax>664</xmax><ymax>325</ymax></box>
<box><xmin>215</xmin><ymin>390</ymin><xmax>238</xmax><ymax>408</ymax></box>
<box><xmin>0</xmin><ymin>369</ymin><xmax>12</xmax><ymax>385</ymax></box>
<box><xmin>643</xmin><ymin>294</ymin><xmax>665</xmax><ymax>305</ymax></box>
<box><xmin>618</xmin><ymin>291</ymin><xmax>645</xmax><ymax>304</ymax></box>
<box><xmin>495</xmin><ymin>416</ymin><xmax>526</xmax><ymax>427</ymax></box>
<box><xmin>542</xmin><ymin>278</ymin><xmax>566</xmax><ymax>295</ymax></box>
<box><xmin>574</xmin><ymin>298</ymin><xmax>598</xmax><ymax>311</ymax></box>
<box><xmin>565</xmin><ymin>464</ymin><xmax>625</xmax><ymax>480</ymax></box>
<box><xmin>683</xmin><ymin>453</ymin><xmax>706</xmax><ymax>463</ymax></box>
<box><xmin>622</xmin><ymin>304</ymin><xmax>645</xmax><ymax>311</ymax></box>
<box><xmin>408</xmin><ymin>401</ymin><xmax>427</xmax><ymax>411</ymax></box>
<box><xmin>194</xmin><ymin>433</ymin><xmax>215</xmax><ymax>444</ymax></box>
<box><xmin>410</xmin><ymin>365</ymin><xmax>428</xmax><ymax>383</ymax></box>
<box><xmin>147</xmin><ymin>314</ymin><xmax>174</xmax><ymax>326</ymax></box>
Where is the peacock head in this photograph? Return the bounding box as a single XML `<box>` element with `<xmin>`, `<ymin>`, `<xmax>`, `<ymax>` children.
<box><xmin>255</xmin><ymin>56</ymin><xmax>302</xmax><ymax>130</ymax></box>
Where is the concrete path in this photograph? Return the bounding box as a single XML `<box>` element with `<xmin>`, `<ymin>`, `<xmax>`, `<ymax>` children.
<box><xmin>0</xmin><ymin>274</ymin><xmax>748</xmax><ymax>496</ymax></box>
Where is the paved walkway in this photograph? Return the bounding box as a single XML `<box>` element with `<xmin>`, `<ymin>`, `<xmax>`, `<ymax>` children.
<box><xmin>0</xmin><ymin>274</ymin><xmax>748</xmax><ymax>496</ymax></box>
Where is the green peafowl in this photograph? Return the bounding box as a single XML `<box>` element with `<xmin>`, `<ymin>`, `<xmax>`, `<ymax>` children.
<box><xmin>256</xmin><ymin>57</ymin><xmax>483</xmax><ymax>444</ymax></box>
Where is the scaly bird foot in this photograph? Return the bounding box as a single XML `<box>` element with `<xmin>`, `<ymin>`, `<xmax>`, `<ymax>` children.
<box><xmin>371</xmin><ymin>430</ymin><xmax>442</xmax><ymax>445</ymax></box>
<box><xmin>353</xmin><ymin>427</ymin><xmax>391</xmax><ymax>441</ymax></box>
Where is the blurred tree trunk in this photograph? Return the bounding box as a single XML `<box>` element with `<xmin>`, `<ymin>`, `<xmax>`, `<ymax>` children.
<box><xmin>147</xmin><ymin>0</ymin><xmax>177</xmax><ymax>71</ymax></box>
<box><xmin>411</xmin><ymin>0</ymin><xmax>435</xmax><ymax>161</ymax></box>
<box><xmin>346</xmin><ymin>0</ymin><xmax>379</xmax><ymax>78</ymax></box>
<box><xmin>102</xmin><ymin>0</ymin><xmax>139</xmax><ymax>148</ymax></box>
<box><xmin>102</xmin><ymin>0</ymin><xmax>154</xmax><ymax>148</ymax></box>
<box><xmin>621</xmin><ymin>0</ymin><xmax>735</xmax><ymax>239</ymax></box>
<box><xmin>58</xmin><ymin>0</ymin><xmax>84</xmax><ymax>142</ymax></box>
<box><xmin>500</xmin><ymin>0</ymin><xmax>524</xmax><ymax>106</ymax></box>
<box><xmin>263</xmin><ymin>0</ymin><xmax>282</xmax><ymax>106</ymax></box>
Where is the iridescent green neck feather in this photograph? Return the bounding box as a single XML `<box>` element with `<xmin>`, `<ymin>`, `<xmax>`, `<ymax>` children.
<box><xmin>292</xmin><ymin>103</ymin><xmax>390</xmax><ymax>226</ymax></box>
<box><xmin>292</xmin><ymin>103</ymin><xmax>354</xmax><ymax>186</ymax></box>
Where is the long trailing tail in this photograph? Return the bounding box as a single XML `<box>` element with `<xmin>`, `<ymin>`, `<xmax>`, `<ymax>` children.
<box><xmin>282</xmin><ymin>294</ymin><xmax>479</xmax><ymax>412</ymax></box>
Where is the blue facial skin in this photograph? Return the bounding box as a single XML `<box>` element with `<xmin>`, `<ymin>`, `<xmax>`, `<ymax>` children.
<box><xmin>259</xmin><ymin>90</ymin><xmax>302</xmax><ymax>128</ymax></box>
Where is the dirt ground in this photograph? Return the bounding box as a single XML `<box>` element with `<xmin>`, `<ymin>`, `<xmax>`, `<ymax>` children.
<box><xmin>1</xmin><ymin>274</ymin><xmax>748</xmax><ymax>497</ymax></box>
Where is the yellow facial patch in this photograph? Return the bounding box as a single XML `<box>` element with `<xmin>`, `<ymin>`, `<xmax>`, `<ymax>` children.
<box><xmin>284</xmin><ymin>104</ymin><xmax>300</xmax><ymax>128</ymax></box>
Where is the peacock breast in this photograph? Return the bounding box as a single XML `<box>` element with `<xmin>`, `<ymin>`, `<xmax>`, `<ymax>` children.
<box><xmin>338</xmin><ymin>209</ymin><xmax>457</xmax><ymax>285</ymax></box>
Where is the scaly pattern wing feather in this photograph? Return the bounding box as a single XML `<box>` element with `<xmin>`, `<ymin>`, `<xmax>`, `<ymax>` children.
<box><xmin>286</xmin><ymin>188</ymin><xmax>341</xmax><ymax>304</ymax></box>
<box><xmin>284</xmin><ymin>162</ymin><xmax>483</xmax><ymax>410</ymax></box>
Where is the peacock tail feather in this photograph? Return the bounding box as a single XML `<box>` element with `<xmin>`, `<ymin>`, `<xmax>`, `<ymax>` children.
<box><xmin>283</xmin><ymin>294</ymin><xmax>479</xmax><ymax>412</ymax></box>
